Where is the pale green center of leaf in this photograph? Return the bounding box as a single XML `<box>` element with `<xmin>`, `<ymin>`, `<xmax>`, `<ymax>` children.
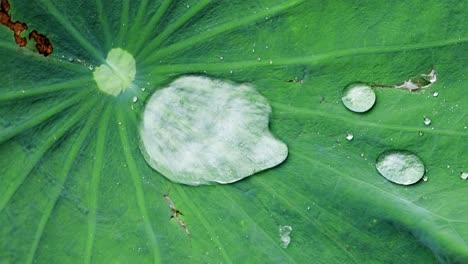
<box><xmin>93</xmin><ymin>48</ymin><xmax>136</xmax><ymax>96</ymax></box>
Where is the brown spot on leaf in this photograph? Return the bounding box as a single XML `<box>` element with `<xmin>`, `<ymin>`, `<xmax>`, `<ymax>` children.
<box><xmin>1</xmin><ymin>0</ymin><xmax>53</xmax><ymax>56</ymax></box>
<box><xmin>0</xmin><ymin>0</ymin><xmax>28</xmax><ymax>47</ymax></box>
<box><xmin>29</xmin><ymin>30</ymin><xmax>52</xmax><ymax>56</ymax></box>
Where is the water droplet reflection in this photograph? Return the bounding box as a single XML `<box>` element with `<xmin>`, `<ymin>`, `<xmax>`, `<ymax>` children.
<box><xmin>423</xmin><ymin>117</ymin><xmax>431</xmax><ymax>126</ymax></box>
<box><xmin>279</xmin><ymin>225</ymin><xmax>292</xmax><ymax>248</ymax></box>
<box><xmin>376</xmin><ymin>150</ymin><xmax>425</xmax><ymax>185</ymax></box>
<box><xmin>341</xmin><ymin>83</ymin><xmax>376</xmax><ymax>113</ymax></box>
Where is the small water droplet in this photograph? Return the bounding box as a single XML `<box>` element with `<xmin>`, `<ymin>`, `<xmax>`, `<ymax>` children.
<box><xmin>269</xmin><ymin>60</ymin><xmax>273</xmax><ymax>64</ymax></box>
<box><xmin>447</xmin><ymin>165</ymin><xmax>451</xmax><ymax>169</ymax></box>
<box><xmin>360</xmin><ymin>153</ymin><xmax>365</xmax><ymax>157</ymax></box>
<box><xmin>460</xmin><ymin>172</ymin><xmax>468</xmax><ymax>180</ymax></box>
<box><xmin>68</xmin><ymin>57</ymin><xmax>74</xmax><ymax>62</ymax></box>
<box><xmin>279</xmin><ymin>225</ymin><xmax>292</xmax><ymax>248</ymax></box>
<box><xmin>229</xmin><ymin>70</ymin><xmax>233</xmax><ymax>74</ymax></box>
<box><xmin>432</xmin><ymin>92</ymin><xmax>439</xmax><ymax>97</ymax></box>
<box><xmin>422</xmin><ymin>176</ymin><xmax>428</xmax><ymax>182</ymax></box>
<box><xmin>141</xmin><ymin>87</ymin><xmax>146</xmax><ymax>92</ymax></box>
<box><xmin>252</xmin><ymin>49</ymin><xmax>255</xmax><ymax>53</ymax></box>
<box><xmin>118</xmin><ymin>121</ymin><xmax>122</xmax><ymax>125</ymax></box>
<box><xmin>220</xmin><ymin>56</ymin><xmax>224</xmax><ymax>60</ymax></box>
<box><xmin>307</xmin><ymin>206</ymin><xmax>310</xmax><ymax>210</ymax></box>
<box><xmin>341</xmin><ymin>83</ymin><xmax>376</xmax><ymax>113</ymax></box>
<box><xmin>376</xmin><ymin>150</ymin><xmax>425</xmax><ymax>185</ymax></box>
<box><xmin>132</xmin><ymin>96</ymin><xmax>138</xmax><ymax>103</ymax></box>
<box><xmin>257</xmin><ymin>57</ymin><xmax>261</xmax><ymax>61</ymax></box>
<box><xmin>186</xmin><ymin>4</ymin><xmax>190</xmax><ymax>8</ymax></box>
<box><xmin>423</xmin><ymin>117</ymin><xmax>431</xmax><ymax>126</ymax></box>
<box><xmin>418</xmin><ymin>131</ymin><xmax>424</xmax><ymax>136</ymax></box>
<box><xmin>346</xmin><ymin>133</ymin><xmax>354</xmax><ymax>141</ymax></box>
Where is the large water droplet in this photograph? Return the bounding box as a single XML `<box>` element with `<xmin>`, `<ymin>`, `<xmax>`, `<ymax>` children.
<box><xmin>279</xmin><ymin>225</ymin><xmax>292</xmax><ymax>248</ymax></box>
<box><xmin>376</xmin><ymin>150</ymin><xmax>425</xmax><ymax>185</ymax></box>
<box><xmin>341</xmin><ymin>83</ymin><xmax>376</xmax><ymax>113</ymax></box>
<box><xmin>139</xmin><ymin>76</ymin><xmax>288</xmax><ymax>185</ymax></box>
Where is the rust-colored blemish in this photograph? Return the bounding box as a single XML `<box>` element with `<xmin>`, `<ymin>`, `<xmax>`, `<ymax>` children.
<box><xmin>0</xmin><ymin>0</ymin><xmax>28</xmax><ymax>47</ymax></box>
<box><xmin>29</xmin><ymin>29</ymin><xmax>52</xmax><ymax>56</ymax></box>
<box><xmin>0</xmin><ymin>0</ymin><xmax>53</xmax><ymax>56</ymax></box>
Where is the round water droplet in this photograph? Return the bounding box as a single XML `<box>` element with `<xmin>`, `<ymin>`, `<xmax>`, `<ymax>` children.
<box><xmin>341</xmin><ymin>83</ymin><xmax>376</xmax><ymax>113</ymax></box>
<box><xmin>132</xmin><ymin>96</ymin><xmax>138</xmax><ymax>103</ymax></box>
<box><xmin>376</xmin><ymin>150</ymin><xmax>425</xmax><ymax>185</ymax></box>
<box><xmin>423</xmin><ymin>117</ymin><xmax>431</xmax><ymax>126</ymax></box>
<box><xmin>460</xmin><ymin>172</ymin><xmax>468</xmax><ymax>180</ymax></box>
<box><xmin>345</xmin><ymin>133</ymin><xmax>354</xmax><ymax>141</ymax></box>
<box><xmin>432</xmin><ymin>92</ymin><xmax>439</xmax><ymax>97</ymax></box>
<box><xmin>422</xmin><ymin>176</ymin><xmax>428</xmax><ymax>182</ymax></box>
<box><xmin>418</xmin><ymin>131</ymin><xmax>424</xmax><ymax>136</ymax></box>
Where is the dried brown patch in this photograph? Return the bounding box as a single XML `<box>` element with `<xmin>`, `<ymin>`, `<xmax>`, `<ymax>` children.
<box><xmin>0</xmin><ymin>0</ymin><xmax>53</xmax><ymax>56</ymax></box>
<box><xmin>0</xmin><ymin>0</ymin><xmax>28</xmax><ymax>47</ymax></box>
<box><xmin>29</xmin><ymin>30</ymin><xmax>52</xmax><ymax>56</ymax></box>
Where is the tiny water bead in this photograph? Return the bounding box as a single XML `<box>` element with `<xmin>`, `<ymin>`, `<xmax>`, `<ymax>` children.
<box><xmin>139</xmin><ymin>76</ymin><xmax>288</xmax><ymax>185</ymax></box>
<box><xmin>93</xmin><ymin>48</ymin><xmax>136</xmax><ymax>96</ymax></box>
<box><xmin>432</xmin><ymin>92</ymin><xmax>439</xmax><ymax>97</ymax></box>
<box><xmin>423</xmin><ymin>117</ymin><xmax>432</xmax><ymax>126</ymax></box>
<box><xmin>345</xmin><ymin>133</ymin><xmax>354</xmax><ymax>141</ymax></box>
<box><xmin>376</xmin><ymin>150</ymin><xmax>425</xmax><ymax>185</ymax></box>
<box><xmin>341</xmin><ymin>83</ymin><xmax>376</xmax><ymax>113</ymax></box>
<box><xmin>279</xmin><ymin>225</ymin><xmax>292</xmax><ymax>248</ymax></box>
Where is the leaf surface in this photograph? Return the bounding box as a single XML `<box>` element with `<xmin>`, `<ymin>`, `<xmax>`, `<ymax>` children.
<box><xmin>0</xmin><ymin>0</ymin><xmax>467</xmax><ymax>263</ymax></box>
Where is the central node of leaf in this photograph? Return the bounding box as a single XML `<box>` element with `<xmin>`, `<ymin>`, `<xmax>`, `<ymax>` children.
<box><xmin>93</xmin><ymin>48</ymin><xmax>136</xmax><ymax>96</ymax></box>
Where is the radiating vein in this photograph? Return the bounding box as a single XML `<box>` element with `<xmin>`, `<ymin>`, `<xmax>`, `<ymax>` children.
<box><xmin>95</xmin><ymin>0</ymin><xmax>112</xmax><ymax>50</ymax></box>
<box><xmin>291</xmin><ymin>150</ymin><xmax>468</xmax><ymax>256</ymax></box>
<box><xmin>152</xmin><ymin>37</ymin><xmax>468</xmax><ymax>74</ymax></box>
<box><xmin>38</xmin><ymin>0</ymin><xmax>104</xmax><ymax>62</ymax></box>
<box><xmin>260</xmin><ymin>171</ymin><xmax>403</xmax><ymax>258</ymax></box>
<box><xmin>252</xmin><ymin>178</ymin><xmax>360</xmax><ymax>264</ymax></box>
<box><xmin>116</xmin><ymin>0</ymin><xmax>130</xmax><ymax>46</ymax></box>
<box><xmin>136</xmin><ymin>0</ymin><xmax>211</xmax><ymax>60</ymax></box>
<box><xmin>117</xmin><ymin>107</ymin><xmax>161</xmax><ymax>264</ymax></box>
<box><xmin>128</xmin><ymin>0</ymin><xmax>149</xmax><ymax>44</ymax></box>
<box><xmin>218</xmin><ymin>188</ymin><xmax>297</xmax><ymax>263</ymax></box>
<box><xmin>0</xmin><ymin>91</ymin><xmax>94</xmax><ymax>212</ymax></box>
<box><xmin>0</xmin><ymin>77</ymin><xmax>90</xmax><ymax>102</ymax></box>
<box><xmin>26</xmin><ymin>97</ymin><xmax>101</xmax><ymax>264</ymax></box>
<box><xmin>272</xmin><ymin>102</ymin><xmax>468</xmax><ymax>137</ymax></box>
<box><xmin>141</xmin><ymin>0</ymin><xmax>304</xmax><ymax>65</ymax></box>
<box><xmin>0</xmin><ymin>40</ymin><xmax>90</xmax><ymax>73</ymax></box>
<box><xmin>174</xmin><ymin>188</ymin><xmax>233</xmax><ymax>264</ymax></box>
<box><xmin>132</xmin><ymin>0</ymin><xmax>171</xmax><ymax>54</ymax></box>
<box><xmin>84</xmin><ymin>103</ymin><xmax>111</xmax><ymax>264</ymax></box>
<box><xmin>0</xmin><ymin>90</ymin><xmax>90</xmax><ymax>145</ymax></box>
